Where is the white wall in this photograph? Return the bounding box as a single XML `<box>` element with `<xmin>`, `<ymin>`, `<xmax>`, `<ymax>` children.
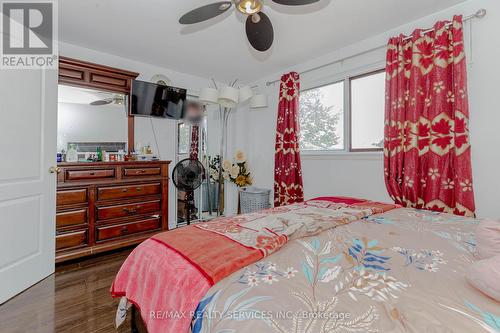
<box><xmin>465</xmin><ymin>0</ymin><xmax>500</xmax><ymax>219</ymax></box>
<box><xmin>241</xmin><ymin>0</ymin><xmax>500</xmax><ymax>218</ymax></box>
<box><xmin>59</xmin><ymin>42</ymin><xmax>213</xmax><ymax>228</ymax></box>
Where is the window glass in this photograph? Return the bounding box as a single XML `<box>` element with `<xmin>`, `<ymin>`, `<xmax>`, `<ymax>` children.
<box><xmin>350</xmin><ymin>71</ymin><xmax>385</xmax><ymax>150</ymax></box>
<box><xmin>299</xmin><ymin>81</ymin><xmax>344</xmax><ymax>151</ymax></box>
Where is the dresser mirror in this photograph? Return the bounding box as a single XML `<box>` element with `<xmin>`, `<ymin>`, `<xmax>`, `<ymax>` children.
<box><xmin>57</xmin><ymin>84</ymin><xmax>129</xmax><ymax>161</ymax></box>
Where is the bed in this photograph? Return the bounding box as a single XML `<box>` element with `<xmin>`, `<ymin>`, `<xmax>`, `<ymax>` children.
<box><xmin>111</xmin><ymin>197</ymin><xmax>500</xmax><ymax>333</ymax></box>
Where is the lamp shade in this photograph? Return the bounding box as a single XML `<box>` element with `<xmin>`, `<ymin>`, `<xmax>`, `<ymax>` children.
<box><xmin>250</xmin><ymin>94</ymin><xmax>268</xmax><ymax>108</ymax></box>
<box><xmin>238</xmin><ymin>85</ymin><xmax>254</xmax><ymax>103</ymax></box>
<box><xmin>198</xmin><ymin>87</ymin><xmax>219</xmax><ymax>105</ymax></box>
<box><xmin>218</xmin><ymin>86</ymin><xmax>239</xmax><ymax>108</ymax></box>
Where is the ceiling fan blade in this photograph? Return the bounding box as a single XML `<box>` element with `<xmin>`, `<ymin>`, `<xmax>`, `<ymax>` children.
<box><xmin>179</xmin><ymin>2</ymin><xmax>232</xmax><ymax>24</ymax></box>
<box><xmin>271</xmin><ymin>0</ymin><xmax>320</xmax><ymax>5</ymax></box>
<box><xmin>245</xmin><ymin>12</ymin><xmax>274</xmax><ymax>52</ymax></box>
<box><xmin>90</xmin><ymin>98</ymin><xmax>113</xmax><ymax>106</ymax></box>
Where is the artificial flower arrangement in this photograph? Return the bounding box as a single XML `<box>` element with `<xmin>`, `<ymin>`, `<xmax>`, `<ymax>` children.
<box><xmin>222</xmin><ymin>150</ymin><xmax>252</xmax><ymax>187</ymax></box>
<box><xmin>205</xmin><ymin>154</ymin><xmax>221</xmax><ymax>182</ymax></box>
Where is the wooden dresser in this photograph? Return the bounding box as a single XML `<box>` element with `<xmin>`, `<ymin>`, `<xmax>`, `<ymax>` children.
<box><xmin>55</xmin><ymin>161</ymin><xmax>170</xmax><ymax>263</ymax></box>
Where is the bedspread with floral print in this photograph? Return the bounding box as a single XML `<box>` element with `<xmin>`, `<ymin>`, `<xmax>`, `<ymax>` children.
<box><xmin>195</xmin><ymin>199</ymin><xmax>395</xmax><ymax>256</ymax></box>
<box><xmin>113</xmin><ymin>198</ymin><xmax>398</xmax><ymax>333</ymax></box>
<box><xmin>190</xmin><ymin>208</ymin><xmax>499</xmax><ymax>333</ymax></box>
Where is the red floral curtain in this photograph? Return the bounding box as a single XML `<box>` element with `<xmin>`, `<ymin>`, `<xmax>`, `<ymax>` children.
<box><xmin>384</xmin><ymin>15</ymin><xmax>475</xmax><ymax>216</ymax></box>
<box><xmin>274</xmin><ymin>72</ymin><xmax>304</xmax><ymax>206</ymax></box>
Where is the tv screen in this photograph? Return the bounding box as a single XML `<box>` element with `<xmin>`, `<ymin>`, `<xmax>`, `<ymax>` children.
<box><xmin>131</xmin><ymin>80</ymin><xmax>186</xmax><ymax>119</ymax></box>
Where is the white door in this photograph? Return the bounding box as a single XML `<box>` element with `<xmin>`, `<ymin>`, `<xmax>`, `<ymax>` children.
<box><xmin>0</xmin><ymin>68</ymin><xmax>58</xmax><ymax>304</ymax></box>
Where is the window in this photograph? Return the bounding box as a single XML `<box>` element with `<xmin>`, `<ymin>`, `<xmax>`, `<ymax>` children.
<box><xmin>298</xmin><ymin>69</ymin><xmax>385</xmax><ymax>152</ymax></box>
<box><xmin>350</xmin><ymin>70</ymin><xmax>385</xmax><ymax>151</ymax></box>
<box><xmin>299</xmin><ymin>81</ymin><xmax>344</xmax><ymax>151</ymax></box>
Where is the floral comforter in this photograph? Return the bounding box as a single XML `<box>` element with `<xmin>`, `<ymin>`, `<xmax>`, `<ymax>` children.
<box><xmin>113</xmin><ymin>198</ymin><xmax>397</xmax><ymax>332</ymax></box>
<box><xmin>190</xmin><ymin>208</ymin><xmax>500</xmax><ymax>333</ymax></box>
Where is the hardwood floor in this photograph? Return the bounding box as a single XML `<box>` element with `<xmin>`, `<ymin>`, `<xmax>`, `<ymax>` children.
<box><xmin>0</xmin><ymin>249</ymin><xmax>134</xmax><ymax>333</ymax></box>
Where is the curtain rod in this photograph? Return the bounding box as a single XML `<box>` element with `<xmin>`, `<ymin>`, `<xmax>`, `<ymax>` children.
<box><xmin>264</xmin><ymin>8</ymin><xmax>486</xmax><ymax>87</ymax></box>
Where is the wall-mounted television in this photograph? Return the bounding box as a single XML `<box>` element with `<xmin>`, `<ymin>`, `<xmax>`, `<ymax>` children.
<box><xmin>130</xmin><ymin>80</ymin><xmax>186</xmax><ymax>119</ymax></box>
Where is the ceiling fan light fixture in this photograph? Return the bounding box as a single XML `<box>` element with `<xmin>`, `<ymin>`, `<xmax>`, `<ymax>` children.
<box><xmin>219</xmin><ymin>3</ymin><xmax>231</xmax><ymax>10</ymax></box>
<box><xmin>237</xmin><ymin>0</ymin><xmax>262</xmax><ymax>15</ymax></box>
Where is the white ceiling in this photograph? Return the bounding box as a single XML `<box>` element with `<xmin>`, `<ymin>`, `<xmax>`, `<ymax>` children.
<box><xmin>59</xmin><ymin>0</ymin><xmax>467</xmax><ymax>83</ymax></box>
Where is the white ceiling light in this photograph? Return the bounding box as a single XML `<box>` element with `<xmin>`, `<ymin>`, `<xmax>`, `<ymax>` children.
<box><xmin>250</xmin><ymin>94</ymin><xmax>268</xmax><ymax>109</ymax></box>
<box><xmin>218</xmin><ymin>86</ymin><xmax>239</xmax><ymax>108</ymax></box>
<box><xmin>239</xmin><ymin>85</ymin><xmax>254</xmax><ymax>103</ymax></box>
<box><xmin>198</xmin><ymin>87</ymin><xmax>219</xmax><ymax>105</ymax></box>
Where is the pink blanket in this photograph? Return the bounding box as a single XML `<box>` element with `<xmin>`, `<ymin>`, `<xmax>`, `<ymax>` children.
<box><xmin>112</xmin><ymin>239</ymin><xmax>211</xmax><ymax>333</ymax></box>
<box><xmin>111</xmin><ymin>198</ymin><xmax>399</xmax><ymax>332</ymax></box>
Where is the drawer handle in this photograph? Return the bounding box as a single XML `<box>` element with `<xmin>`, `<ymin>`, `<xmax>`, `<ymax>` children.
<box><xmin>123</xmin><ymin>208</ymin><xmax>137</xmax><ymax>214</ymax></box>
<box><xmin>89</xmin><ymin>172</ymin><xmax>95</xmax><ymax>176</ymax></box>
<box><xmin>120</xmin><ymin>226</ymin><xmax>128</xmax><ymax>234</ymax></box>
<box><xmin>121</xmin><ymin>188</ymin><xmax>128</xmax><ymax>193</ymax></box>
<box><xmin>137</xmin><ymin>169</ymin><xmax>146</xmax><ymax>174</ymax></box>
<box><xmin>136</xmin><ymin>187</ymin><xmax>142</xmax><ymax>191</ymax></box>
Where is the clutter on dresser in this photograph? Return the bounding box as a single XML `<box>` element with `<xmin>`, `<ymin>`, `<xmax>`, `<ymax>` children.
<box><xmin>132</xmin><ymin>143</ymin><xmax>160</xmax><ymax>161</ymax></box>
<box><xmin>57</xmin><ymin>142</ymin><xmax>128</xmax><ymax>163</ymax></box>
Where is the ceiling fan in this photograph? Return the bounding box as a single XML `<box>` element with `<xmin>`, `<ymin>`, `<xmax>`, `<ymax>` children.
<box><xmin>90</xmin><ymin>94</ymin><xmax>125</xmax><ymax>106</ymax></box>
<box><xmin>179</xmin><ymin>0</ymin><xmax>320</xmax><ymax>52</ymax></box>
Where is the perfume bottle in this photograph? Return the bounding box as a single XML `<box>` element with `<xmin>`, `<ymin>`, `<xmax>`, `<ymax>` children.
<box><xmin>66</xmin><ymin>144</ymin><xmax>78</xmax><ymax>163</ymax></box>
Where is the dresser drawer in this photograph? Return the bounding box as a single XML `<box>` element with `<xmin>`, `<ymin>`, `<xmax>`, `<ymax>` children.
<box><xmin>57</xmin><ymin>189</ymin><xmax>87</xmax><ymax>206</ymax></box>
<box><xmin>66</xmin><ymin>169</ymin><xmax>115</xmax><ymax>181</ymax></box>
<box><xmin>97</xmin><ymin>200</ymin><xmax>160</xmax><ymax>220</ymax></box>
<box><xmin>56</xmin><ymin>209</ymin><xmax>87</xmax><ymax>229</ymax></box>
<box><xmin>97</xmin><ymin>183</ymin><xmax>161</xmax><ymax>200</ymax></box>
<box><xmin>56</xmin><ymin>230</ymin><xmax>87</xmax><ymax>250</ymax></box>
<box><xmin>96</xmin><ymin>218</ymin><xmax>160</xmax><ymax>241</ymax></box>
<box><xmin>123</xmin><ymin>167</ymin><xmax>161</xmax><ymax>177</ymax></box>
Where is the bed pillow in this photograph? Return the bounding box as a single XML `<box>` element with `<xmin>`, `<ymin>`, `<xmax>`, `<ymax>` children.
<box><xmin>476</xmin><ymin>219</ymin><xmax>500</xmax><ymax>259</ymax></box>
<box><xmin>466</xmin><ymin>255</ymin><xmax>500</xmax><ymax>302</ymax></box>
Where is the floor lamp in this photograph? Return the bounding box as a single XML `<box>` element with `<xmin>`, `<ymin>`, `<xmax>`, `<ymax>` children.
<box><xmin>198</xmin><ymin>81</ymin><xmax>267</xmax><ymax>216</ymax></box>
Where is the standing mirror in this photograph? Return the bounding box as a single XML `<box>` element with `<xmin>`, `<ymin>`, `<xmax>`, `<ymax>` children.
<box><xmin>176</xmin><ymin>101</ymin><xmax>223</xmax><ymax>226</ymax></box>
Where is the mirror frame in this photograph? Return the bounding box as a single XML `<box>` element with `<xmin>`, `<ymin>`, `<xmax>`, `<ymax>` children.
<box><xmin>58</xmin><ymin>56</ymin><xmax>139</xmax><ymax>154</ymax></box>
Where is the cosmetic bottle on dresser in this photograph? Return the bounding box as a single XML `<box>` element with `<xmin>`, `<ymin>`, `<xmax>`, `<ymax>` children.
<box><xmin>66</xmin><ymin>144</ymin><xmax>78</xmax><ymax>163</ymax></box>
